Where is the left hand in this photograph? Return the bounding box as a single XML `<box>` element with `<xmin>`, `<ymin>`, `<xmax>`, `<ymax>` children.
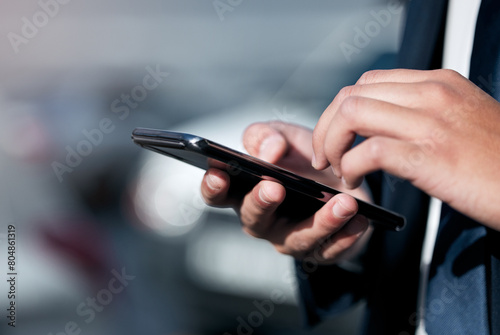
<box><xmin>201</xmin><ymin>121</ymin><xmax>372</xmax><ymax>264</ymax></box>
<box><xmin>312</xmin><ymin>69</ymin><xmax>500</xmax><ymax>230</ymax></box>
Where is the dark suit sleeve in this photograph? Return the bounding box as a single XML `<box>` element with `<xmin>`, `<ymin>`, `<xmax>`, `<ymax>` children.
<box><xmin>295</xmin><ymin>261</ymin><xmax>367</xmax><ymax>327</ymax></box>
<box><xmin>294</xmin><ymin>144</ymin><xmax>383</xmax><ymax>327</ymax></box>
<box><xmin>294</xmin><ymin>0</ymin><xmax>453</xmax><ymax>330</ymax></box>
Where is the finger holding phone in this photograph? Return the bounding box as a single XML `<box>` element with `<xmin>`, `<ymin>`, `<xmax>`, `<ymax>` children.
<box><xmin>201</xmin><ymin>121</ymin><xmax>372</xmax><ymax>264</ymax></box>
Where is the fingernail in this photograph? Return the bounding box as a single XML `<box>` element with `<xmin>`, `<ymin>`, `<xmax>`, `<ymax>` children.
<box><xmin>259</xmin><ymin>134</ymin><xmax>283</xmax><ymax>162</ymax></box>
<box><xmin>312</xmin><ymin>152</ymin><xmax>317</xmax><ymax>169</ymax></box>
<box><xmin>341</xmin><ymin>176</ymin><xmax>348</xmax><ymax>187</ymax></box>
<box><xmin>346</xmin><ymin>216</ymin><xmax>368</xmax><ymax>236</ymax></box>
<box><xmin>258</xmin><ymin>186</ymin><xmax>272</xmax><ymax>205</ymax></box>
<box><xmin>332</xmin><ymin>166</ymin><xmax>341</xmax><ymax>178</ymax></box>
<box><xmin>207</xmin><ymin>174</ymin><xmax>221</xmax><ymax>191</ymax></box>
<box><xmin>333</xmin><ymin>198</ymin><xmax>354</xmax><ymax>219</ymax></box>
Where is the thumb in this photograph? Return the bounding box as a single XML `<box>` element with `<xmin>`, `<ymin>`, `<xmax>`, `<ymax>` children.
<box><xmin>258</xmin><ymin>132</ymin><xmax>288</xmax><ymax>163</ymax></box>
<box><xmin>243</xmin><ymin>122</ymin><xmax>288</xmax><ymax>163</ymax></box>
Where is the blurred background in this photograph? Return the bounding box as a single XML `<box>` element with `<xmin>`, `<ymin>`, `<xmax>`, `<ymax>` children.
<box><xmin>0</xmin><ymin>1</ymin><xmax>404</xmax><ymax>334</ymax></box>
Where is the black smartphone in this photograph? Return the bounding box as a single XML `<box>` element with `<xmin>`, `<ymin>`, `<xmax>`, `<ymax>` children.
<box><xmin>131</xmin><ymin>127</ymin><xmax>406</xmax><ymax>231</ymax></box>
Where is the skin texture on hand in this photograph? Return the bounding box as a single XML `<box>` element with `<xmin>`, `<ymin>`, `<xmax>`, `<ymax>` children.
<box><xmin>312</xmin><ymin>69</ymin><xmax>500</xmax><ymax>230</ymax></box>
<box><xmin>201</xmin><ymin>122</ymin><xmax>371</xmax><ymax>264</ymax></box>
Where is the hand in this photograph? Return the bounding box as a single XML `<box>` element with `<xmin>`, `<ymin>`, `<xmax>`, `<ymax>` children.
<box><xmin>201</xmin><ymin>121</ymin><xmax>371</xmax><ymax>264</ymax></box>
<box><xmin>312</xmin><ymin>69</ymin><xmax>500</xmax><ymax>230</ymax></box>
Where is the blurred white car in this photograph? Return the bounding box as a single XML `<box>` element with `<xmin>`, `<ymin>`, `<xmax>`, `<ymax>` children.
<box><xmin>132</xmin><ymin>103</ymin><xmax>317</xmax><ymax>303</ymax></box>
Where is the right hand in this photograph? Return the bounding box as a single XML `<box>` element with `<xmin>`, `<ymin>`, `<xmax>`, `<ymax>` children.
<box><xmin>200</xmin><ymin>121</ymin><xmax>371</xmax><ymax>265</ymax></box>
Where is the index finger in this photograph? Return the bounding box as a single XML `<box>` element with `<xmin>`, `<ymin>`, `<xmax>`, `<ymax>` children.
<box><xmin>312</xmin><ymin>69</ymin><xmax>440</xmax><ymax>170</ymax></box>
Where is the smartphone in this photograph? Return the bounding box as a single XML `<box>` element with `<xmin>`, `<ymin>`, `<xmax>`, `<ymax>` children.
<box><xmin>131</xmin><ymin>127</ymin><xmax>406</xmax><ymax>231</ymax></box>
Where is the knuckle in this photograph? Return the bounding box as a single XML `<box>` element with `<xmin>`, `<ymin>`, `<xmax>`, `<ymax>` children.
<box><xmin>428</xmin><ymin>80</ymin><xmax>452</xmax><ymax>96</ymax></box>
<box><xmin>338</xmin><ymin>96</ymin><xmax>360</xmax><ymax>120</ymax></box>
<box><xmin>436</xmin><ymin>68</ymin><xmax>461</xmax><ymax>81</ymax></box>
<box><xmin>424</xmin><ymin>80</ymin><xmax>457</xmax><ymax>104</ymax></box>
<box><xmin>358</xmin><ymin>70</ymin><xmax>383</xmax><ymax>84</ymax></box>
<box><xmin>338</xmin><ymin>85</ymin><xmax>357</xmax><ymax>101</ymax></box>
<box><xmin>295</xmin><ymin>239</ymin><xmax>313</xmax><ymax>254</ymax></box>
<box><xmin>240</xmin><ymin>209</ymin><xmax>259</xmax><ymax>230</ymax></box>
<box><xmin>365</xmin><ymin>137</ymin><xmax>384</xmax><ymax>165</ymax></box>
